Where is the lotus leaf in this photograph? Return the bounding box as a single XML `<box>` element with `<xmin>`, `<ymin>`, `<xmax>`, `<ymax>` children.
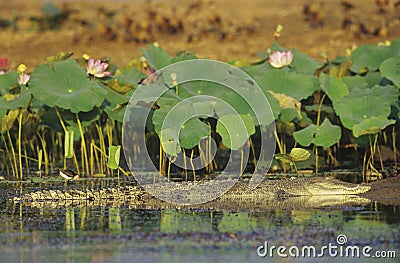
<box><xmin>350</xmin><ymin>39</ymin><xmax>400</xmax><ymax>73</ymax></box>
<box><xmin>254</xmin><ymin>69</ymin><xmax>318</xmax><ymax>101</ymax></box>
<box><xmin>107</xmin><ymin>145</ymin><xmax>121</xmax><ymax>169</ymax></box>
<box><xmin>1</xmin><ymin>109</ymin><xmax>19</xmax><ymax>132</ymax></box>
<box><xmin>293</xmin><ymin>124</ymin><xmax>317</xmax><ymax>147</ymax></box>
<box><xmin>304</xmin><ymin>104</ymin><xmax>334</xmax><ymax>114</ymax></box>
<box><xmin>0</xmin><ymin>97</ymin><xmax>7</xmax><ymax>118</ymax></box>
<box><xmin>110</xmin><ymin>67</ymin><xmax>146</xmax><ymax>93</ymax></box>
<box><xmin>29</xmin><ymin>60</ymin><xmax>107</xmax><ymax>113</ymax></box>
<box><xmin>343</xmin><ymin>72</ymin><xmax>382</xmax><ymax>92</ymax></box>
<box><xmin>380</xmin><ymin>57</ymin><xmax>400</xmax><ymax>88</ymax></box>
<box><xmin>0</xmin><ymin>71</ymin><xmax>17</xmax><ymax>95</ymax></box>
<box><xmin>171</xmin><ymin>51</ymin><xmax>197</xmax><ymax>63</ymax></box>
<box><xmin>153</xmin><ymin>96</ymin><xmax>214</xmax><ymax>153</ymax></box>
<box><xmin>268</xmin><ymin>90</ymin><xmax>301</xmax><ymax>119</ymax></box>
<box><xmin>268</xmin><ymin>43</ymin><xmax>321</xmax><ymax>74</ymax></box>
<box><xmin>289</xmin><ymin>48</ymin><xmax>322</xmax><ymax>75</ymax></box>
<box><xmin>293</xmin><ymin>118</ymin><xmax>341</xmax><ymax>148</ymax></box>
<box><xmin>313</xmin><ymin>118</ymin><xmax>342</xmax><ymax>147</ymax></box>
<box><xmin>334</xmin><ymin>85</ymin><xmax>398</xmax><ymax>136</ymax></box>
<box><xmin>275</xmin><ymin>148</ymin><xmax>310</xmax><ymax>164</ymax></box>
<box><xmin>179</xmin><ymin>118</ymin><xmax>211</xmax><ymax>149</ymax></box>
<box><xmin>39</xmin><ymin>108</ymin><xmax>63</xmax><ymax>132</ymax></box>
<box><xmin>216</xmin><ymin>114</ymin><xmax>255</xmax><ymax>150</ymax></box>
<box><xmin>319</xmin><ymin>73</ymin><xmax>349</xmax><ymax>104</ymax></box>
<box><xmin>64</xmin><ymin>130</ymin><xmax>74</xmax><ymax>158</ymax></box>
<box><xmin>141</xmin><ymin>44</ymin><xmax>172</xmax><ymax>70</ymax></box>
<box><xmin>352</xmin><ymin>116</ymin><xmax>396</xmax><ymax>137</ymax></box>
<box><xmin>280</xmin><ymin>108</ymin><xmax>300</xmax><ymax>122</ymax></box>
<box><xmin>102</xmin><ymin>86</ymin><xmax>129</xmax><ymax>122</ymax></box>
<box><xmin>160</xmin><ymin>128</ymin><xmax>181</xmax><ymax>156</ymax></box>
<box><xmin>3</xmin><ymin>89</ymin><xmax>32</xmax><ymax>110</ymax></box>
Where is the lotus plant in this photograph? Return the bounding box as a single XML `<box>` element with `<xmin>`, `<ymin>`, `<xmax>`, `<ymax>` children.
<box><xmin>0</xmin><ymin>57</ymin><xmax>8</xmax><ymax>74</ymax></box>
<box><xmin>17</xmin><ymin>73</ymin><xmax>30</xmax><ymax>85</ymax></box>
<box><xmin>17</xmin><ymin>64</ymin><xmax>30</xmax><ymax>85</ymax></box>
<box><xmin>86</xmin><ymin>58</ymin><xmax>112</xmax><ymax>78</ymax></box>
<box><xmin>268</xmin><ymin>50</ymin><xmax>294</xmax><ymax>68</ymax></box>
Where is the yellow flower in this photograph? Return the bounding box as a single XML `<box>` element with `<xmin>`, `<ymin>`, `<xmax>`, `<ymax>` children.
<box><xmin>17</xmin><ymin>64</ymin><xmax>27</xmax><ymax>74</ymax></box>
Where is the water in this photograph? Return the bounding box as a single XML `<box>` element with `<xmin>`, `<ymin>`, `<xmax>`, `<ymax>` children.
<box><xmin>0</xmin><ymin>183</ymin><xmax>398</xmax><ymax>263</ymax></box>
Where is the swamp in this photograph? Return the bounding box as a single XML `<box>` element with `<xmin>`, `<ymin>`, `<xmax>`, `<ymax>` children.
<box><xmin>0</xmin><ymin>0</ymin><xmax>399</xmax><ymax>262</ymax></box>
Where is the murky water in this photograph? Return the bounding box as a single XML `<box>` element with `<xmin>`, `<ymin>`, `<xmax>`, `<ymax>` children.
<box><xmin>0</xmin><ymin>181</ymin><xmax>398</xmax><ymax>263</ymax></box>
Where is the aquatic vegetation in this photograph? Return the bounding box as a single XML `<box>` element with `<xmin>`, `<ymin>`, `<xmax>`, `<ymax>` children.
<box><xmin>86</xmin><ymin>58</ymin><xmax>112</xmax><ymax>78</ymax></box>
<box><xmin>0</xmin><ymin>35</ymin><xmax>399</xmax><ymax>181</ymax></box>
<box><xmin>268</xmin><ymin>50</ymin><xmax>294</xmax><ymax>68</ymax></box>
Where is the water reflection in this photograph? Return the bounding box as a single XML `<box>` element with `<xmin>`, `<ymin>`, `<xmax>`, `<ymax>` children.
<box><xmin>0</xmin><ymin>197</ymin><xmax>398</xmax><ymax>262</ymax></box>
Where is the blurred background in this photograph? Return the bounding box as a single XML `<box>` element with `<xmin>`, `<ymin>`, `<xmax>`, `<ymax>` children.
<box><xmin>1</xmin><ymin>0</ymin><xmax>399</xmax><ymax>68</ymax></box>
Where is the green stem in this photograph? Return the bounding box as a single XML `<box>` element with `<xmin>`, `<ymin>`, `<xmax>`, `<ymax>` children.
<box><xmin>315</xmin><ymin>94</ymin><xmax>326</xmax><ymax>176</ymax></box>
<box><xmin>17</xmin><ymin>111</ymin><xmax>23</xmax><ymax>180</ymax></box>
<box><xmin>76</xmin><ymin>114</ymin><xmax>89</xmax><ymax>176</ymax></box>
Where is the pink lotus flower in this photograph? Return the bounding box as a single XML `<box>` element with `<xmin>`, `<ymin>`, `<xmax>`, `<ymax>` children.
<box><xmin>268</xmin><ymin>50</ymin><xmax>294</xmax><ymax>68</ymax></box>
<box><xmin>17</xmin><ymin>73</ymin><xmax>30</xmax><ymax>85</ymax></box>
<box><xmin>0</xmin><ymin>57</ymin><xmax>8</xmax><ymax>70</ymax></box>
<box><xmin>86</xmin><ymin>58</ymin><xmax>112</xmax><ymax>78</ymax></box>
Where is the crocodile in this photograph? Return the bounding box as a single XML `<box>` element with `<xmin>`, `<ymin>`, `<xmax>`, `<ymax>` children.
<box><xmin>11</xmin><ymin>177</ymin><xmax>371</xmax><ymax>210</ymax></box>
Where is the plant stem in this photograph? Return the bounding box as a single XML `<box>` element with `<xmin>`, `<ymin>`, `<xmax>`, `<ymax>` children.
<box><xmin>315</xmin><ymin>94</ymin><xmax>327</xmax><ymax>176</ymax></box>
<box><xmin>17</xmin><ymin>111</ymin><xmax>23</xmax><ymax>180</ymax></box>
<box><xmin>76</xmin><ymin>114</ymin><xmax>89</xmax><ymax>176</ymax></box>
<box><xmin>190</xmin><ymin>149</ymin><xmax>196</xmax><ymax>181</ymax></box>
<box><xmin>393</xmin><ymin>126</ymin><xmax>397</xmax><ymax>167</ymax></box>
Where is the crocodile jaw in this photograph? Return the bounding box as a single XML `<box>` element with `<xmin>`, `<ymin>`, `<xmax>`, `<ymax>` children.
<box><xmin>305</xmin><ymin>177</ymin><xmax>371</xmax><ymax>195</ymax></box>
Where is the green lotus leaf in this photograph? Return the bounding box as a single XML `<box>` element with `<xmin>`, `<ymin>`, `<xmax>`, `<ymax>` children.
<box><xmin>39</xmin><ymin>108</ymin><xmax>63</xmax><ymax>132</ymax></box>
<box><xmin>0</xmin><ymin>71</ymin><xmax>18</xmax><ymax>95</ymax></box>
<box><xmin>171</xmin><ymin>51</ymin><xmax>197</xmax><ymax>63</ymax></box>
<box><xmin>114</xmin><ymin>67</ymin><xmax>146</xmax><ymax>86</ymax></box>
<box><xmin>254</xmin><ymin>69</ymin><xmax>318</xmax><ymax>101</ymax></box>
<box><xmin>102</xmin><ymin>86</ymin><xmax>129</xmax><ymax>122</ymax></box>
<box><xmin>5</xmin><ymin>89</ymin><xmax>32</xmax><ymax>110</ymax></box>
<box><xmin>304</xmin><ymin>104</ymin><xmax>334</xmax><ymax>114</ymax></box>
<box><xmin>107</xmin><ymin>145</ymin><xmax>121</xmax><ymax>169</ymax></box>
<box><xmin>275</xmin><ymin>148</ymin><xmax>310</xmax><ymax>163</ymax></box>
<box><xmin>280</xmin><ymin>108</ymin><xmax>299</xmax><ymax>122</ymax></box>
<box><xmin>294</xmin><ymin>119</ymin><xmax>341</xmax><ymax>148</ymax></box>
<box><xmin>352</xmin><ymin>116</ymin><xmax>395</xmax><ymax>137</ymax></box>
<box><xmin>64</xmin><ymin>130</ymin><xmax>74</xmax><ymax>158</ymax></box>
<box><xmin>290</xmin><ymin>48</ymin><xmax>322</xmax><ymax>75</ymax></box>
<box><xmin>350</xmin><ymin>39</ymin><xmax>400</xmax><ymax>73</ymax></box>
<box><xmin>141</xmin><ymin>44</ymin><xmax>172</xmax><ymax>70</ymax></box>
<box><xmin>289</xmin><ymin>148</ymin><xmax>311</xmax><ymax>162</ymax></box>
<box><xmin>1</xmin><ymin>109</ymin><xmax>19</xmax><ymax>132</ymax></box>
<box><xmin>0</xmin><ymin>97</ymin><xmax>7</xmax><ymax>118</ymax></box>
<box><xmin>216</xmin><ymin>114</ymin><xmax>255</xmax><ymax>150</ymax></box>
<box><xmin>313</xmin><ymin>118</ymin><xmax>342</xmax><ymax>147</ymax></box>
<box><xmin>179</xmin><ymin>118</ymin><xmax>211</xmax><ymax>149</ymax></box>
<box><xmin>267</xmin><ymin>43</ymin><xmax>321</xmax><ymax>75</ymax></box>
<box><xmin>153</xmin><ymin>95</ymin><xmax>214</xmax><ymax>134</ymax></box>
<box><xmin>319</xmin><ymin>73</ymin><xmax>349</xmax><ymax>104</ymax></box>
<box><xmin>160</xmin><ymin>128</ymin><xmax>181</xmax><ymax>156</ymax></box>
<box><xmin>293</xmin><ymin>124</ymin><xmax>317</xmax><ymax>147</ymax></box>
<box><xmin>335</xmin><ymin>85</ymin><xmax>398</xmax><ymax>131</ymax></box>
<box><xmin>380</xmin><ymin>57</ymin><xmax>400</xmax><ymax>88</ymax></box>
<box><xmin>29</xmin><ymin>60</ymin><xmax>107</xmax><ymax>113</ymax></box>
<box><xmin>63</xmin><ymin>108</ymin><xmax>101</xmax><ymax>128</ymax></box>
<box><xmin>342</xmin><ymin>72</ymin><xmax>382</xmax><ymax>91</ymax></box>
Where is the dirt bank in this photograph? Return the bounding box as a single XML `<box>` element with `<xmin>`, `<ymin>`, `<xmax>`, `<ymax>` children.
<box><xmin>1</xmin><ymin>0</ymin><xmax>399</xmax><ymax>68</ymax></box>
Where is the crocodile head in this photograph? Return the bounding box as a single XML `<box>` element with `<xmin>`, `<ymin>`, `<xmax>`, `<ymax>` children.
<box><xmin>305</xmin><ymin>177</ymin><xmax>371</xmax><ymax>195</ymax></box>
